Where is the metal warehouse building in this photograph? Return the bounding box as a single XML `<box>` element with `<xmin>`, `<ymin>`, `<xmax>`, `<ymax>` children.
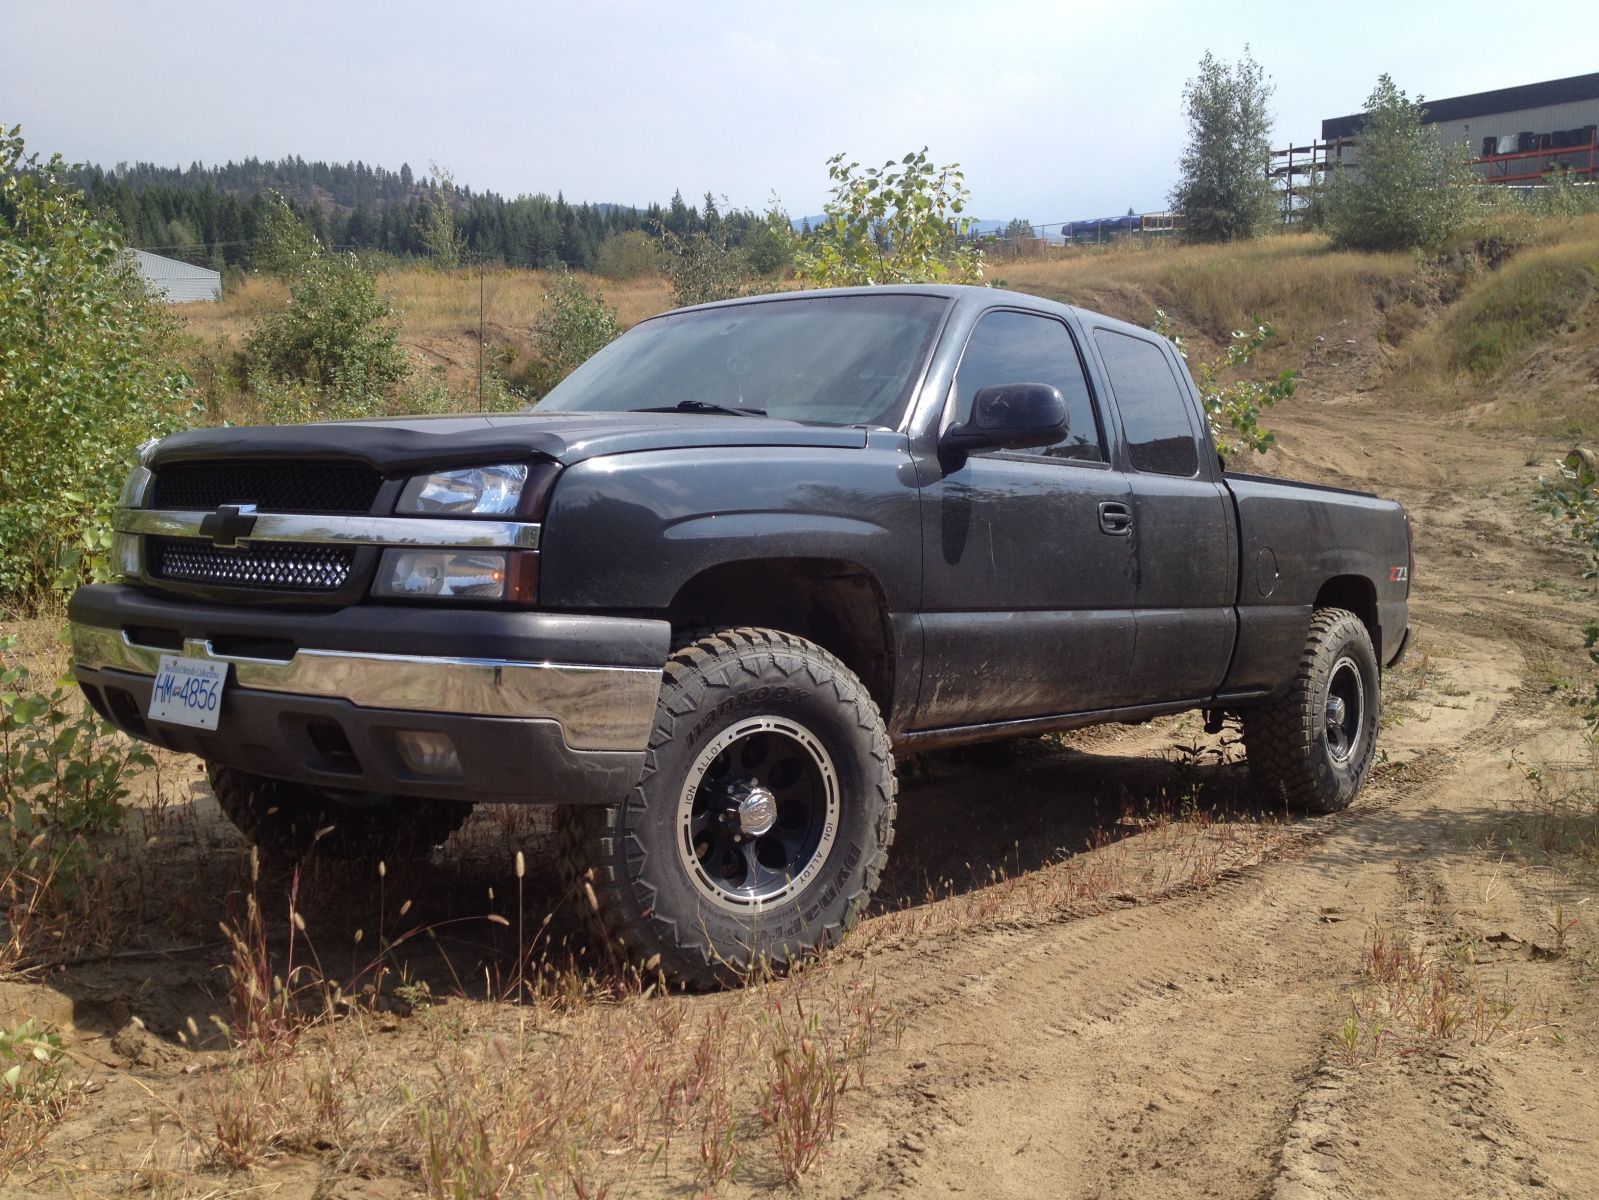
<box><xmin>1323</xmin><ymin>72</ymin><xmax>1599</xmax><ymax>185</ymax></box>
<box><xmin>128</xmin><ymin>249</ymin><xmax>221</xmax><ymax>303</ymax></box>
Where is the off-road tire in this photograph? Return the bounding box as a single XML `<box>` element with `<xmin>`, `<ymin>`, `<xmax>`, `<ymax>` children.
<box><xmin>558</xmin><ymin>627</ymin><xmax>896</xmax><ymax>990</ymax></box>
<box><xmin>208</xmin><ymin>765</ymin><xmax>473</xmax><ymax>863</ymax></box>
<box><xmin>1242</xmin><ymin>607</ymin><xmax>1381</xmax><ymax>814</ymax></box>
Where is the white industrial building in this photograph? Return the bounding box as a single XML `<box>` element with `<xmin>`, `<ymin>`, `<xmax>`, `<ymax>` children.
<box><xmin>128</xmin><ymin>249</ymin><xmax>221</xmax><ymax>303</ymax></box>
<box><xmin>1322</xmin><ymin>72</ymin><xmax>1599</xmax><ymax>185</ymax></box>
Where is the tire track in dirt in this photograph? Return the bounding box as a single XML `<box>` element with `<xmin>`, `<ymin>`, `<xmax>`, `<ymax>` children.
<box><xmin>809</xmin><ymin>560</ymin><xmax>1580</xmax><ymax>1200</ymax></box>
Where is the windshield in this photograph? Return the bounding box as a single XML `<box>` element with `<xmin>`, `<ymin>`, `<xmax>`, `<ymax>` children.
<box><xmin>536</xmin><ymin>293</ymin><xmax>949</xmax><ymax>428</ymax></box>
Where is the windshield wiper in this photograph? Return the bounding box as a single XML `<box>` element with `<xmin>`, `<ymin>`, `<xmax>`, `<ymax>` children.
<box><xmin>629</xmin><ymin>400</ymin><xmax>766</xmax><ymax>417</ymax></box>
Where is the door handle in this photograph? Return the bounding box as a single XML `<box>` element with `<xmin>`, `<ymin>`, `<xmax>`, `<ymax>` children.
<box><xmin>1099</xmin><ymin>502</ymin><xmax>1133</xmax><ymax>536</ymax></box>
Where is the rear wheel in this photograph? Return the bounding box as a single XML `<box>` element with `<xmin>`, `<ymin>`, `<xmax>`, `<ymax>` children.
<box><xmin>1241</xmin><ymin>608</ymin><xmax>1381</xmax><ymax>813</ymax></box>
<box><xmin>559</xmin><ymin>627</ymin><xmax>896</xmax><ymax>989</ymax></box>
<box><xmin>208</xmin><ymin>765</ymin><xmax>473</xmax><ymax>863</ymax></box>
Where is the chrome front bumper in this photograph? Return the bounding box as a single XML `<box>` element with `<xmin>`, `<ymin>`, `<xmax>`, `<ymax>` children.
<box><xmin>70</xmin><ymin>622</ymin><xmax>661</xmax><ymax>754</ymax></box>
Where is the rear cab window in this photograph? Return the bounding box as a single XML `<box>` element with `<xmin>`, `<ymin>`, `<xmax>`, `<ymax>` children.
<box><xmin>1092</xmin><ymin>329</ymin><xmax>1200</xmax><ymax>477</ymax></box>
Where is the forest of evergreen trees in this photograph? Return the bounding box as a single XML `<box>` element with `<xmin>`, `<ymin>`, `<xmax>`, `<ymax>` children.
<box><xmin>72</xmin><ymin>156</ymin><xmax>779</xmax><ymax>273</ymax></box>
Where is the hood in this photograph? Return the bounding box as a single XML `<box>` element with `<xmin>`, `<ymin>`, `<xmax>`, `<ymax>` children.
<box><xmin>149</xmin><ymin>411</ymin><xmax>870</xmax><ymax>474</ymax></box>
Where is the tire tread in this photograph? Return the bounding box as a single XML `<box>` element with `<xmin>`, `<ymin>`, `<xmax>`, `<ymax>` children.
<box><xmin>558</xmin><ymin>626</ymin><xmax>896</xmax><ymax>989</ymax></box>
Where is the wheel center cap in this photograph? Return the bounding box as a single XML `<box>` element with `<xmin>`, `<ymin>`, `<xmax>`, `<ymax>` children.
<box><xmin>1327</xmin><ymin>695</ymin><xmax>1347</xmax><ymax>726</ymax></box>
<box><xmin>736</xmin><ymin>785</ymin><xmax>778</xmax><ymax>837</ymax></box>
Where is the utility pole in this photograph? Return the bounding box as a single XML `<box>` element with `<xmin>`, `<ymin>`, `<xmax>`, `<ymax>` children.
<box><xmin>478</xmin><ymin>256</ymin><xmax>485</xmax><ymax>412</ymax></box>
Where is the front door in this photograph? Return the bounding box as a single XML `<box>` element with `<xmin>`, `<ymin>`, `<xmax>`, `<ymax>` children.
<box><xmin>915</xmin><ymin>308</ymin><xmax>1141</xmax><ymax>729</ymax></box>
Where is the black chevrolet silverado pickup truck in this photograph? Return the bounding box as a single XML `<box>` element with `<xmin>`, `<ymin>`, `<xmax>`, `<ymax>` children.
<box><xmin>70</xmin><ymin>284</ymin><xmax>1411</xmax><ymax>986</ymax></box>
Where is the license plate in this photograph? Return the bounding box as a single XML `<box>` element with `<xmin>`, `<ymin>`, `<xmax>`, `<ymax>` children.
<box><xmin>148</xmin><ymin>655</ymin><xmax>227</xmax><ymax>730</ymax></box>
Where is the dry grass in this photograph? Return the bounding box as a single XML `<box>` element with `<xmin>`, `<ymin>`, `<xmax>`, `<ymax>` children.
<box><xmin>2</xmin><ymin>706</ymin><xmax>1288</xmax><ymax>1193</ymax></box>
<box><xmin>998</xmin><ymin>233</ymin><xmax>1421</xmax><ymax>361</ymax></box>
<box><xmin>863</xmin><ymin>786</ymin><xmax>1292</xmax><ymax>948</ymax></box>
<box><xmin>1334</xmin><ymin>921</ymin><xmax>1547</xmax><ymax>1066</ymax></box>
<box><xmin>28</xmin><ymin>890</ymin><xmax>898</xmax><ymax>1196</ymax></box>
<box><xmin>1394</xmin><ymin>213</ymin><xmax>1599</xmax><ymax>430</ymax></box>
<box><xmin>386</xmin><ymin>266</ymin><xmax>673</xmax><ymax>337</ymax></box>
<box><xmin>184</xmin><ymin>267</ymin><xmax>673</xmax><ymax>355</ymax></box>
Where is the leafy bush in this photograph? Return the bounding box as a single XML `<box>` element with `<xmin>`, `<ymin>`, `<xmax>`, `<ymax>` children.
<box><xmin>1528</xmin><ymin>170</ymin><xmax>1599</xmax><ymax>220</ymax></box>
<box><xmin>2</xmin><ymin>633</ymin><xmax>150</xmax><ymax>971</ymax></box>
<box><xmin>1</xmin><ymin>636</ymin><xmax>147</xmax><ymax>844</ymax></box>
<box><xmin>244</xmin><ymin>251</ymin><xmax>411</xmax><ymax>416</ymax></box>
<box><xmin>1323</xmin><ymin>75</ymin><xmax>1476</xmax><ymax>252</ymax></box>
<box><xmin>1171</xmin><ymin>49</ymin><xmax>1278</xmax><ymax>243</ymax></box>
<box><xmin>252</xmin><ymin>192</ymin><xmax>322</xmax><ymax>278</ymax></box>
<box><xmin>0</xmin><ymin>126</ymin><xmax>191</xmax><ymax>612</ymax></box>
<box><xmin>662</xmin><ymin>231</ymin><xmax>755</xmax><ymax>308</ymax></box>
<box><xmin>520</xmin><ymin>270</ymin><xmax>620</xmax><ymax>398</ymax></box>
<box><xmin>1537</xmin><ymin>453</ymin><xmax>1599</xmax><ymax>737</ymax></box>
<box><xmin>743</xmin><ymin>205</ymin><xmax>796</xmax><ymax>276</ymax></box>
<box><xmin>596</xmin><ymin>229</ymin><xmax>664</xmax><ymax>281</ymax></box>
<box><xmin>1152</xmin><ymin>310</ymin><xmax>1296</xmax><ymax>457</ymax></box>
<box><xmin>794</xmin><ymin>148</ymin><xmax>983</xmax><ymax>287</ymax></box>
<box><xmin>0</xmin><ymin>1019</ymin><xmax>66</xmax><ymax>1104</ymax></box>
<box><xmin>0</xmin><ymin>1016</ymin><xmax>70</xmax><ymax>1170</ymax></box>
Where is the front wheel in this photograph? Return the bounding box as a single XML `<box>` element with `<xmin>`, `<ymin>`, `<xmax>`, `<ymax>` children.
<box><xmin>558</xmin><ymin>628</ymin><xmax>896</xmax><ymax>989</ymax></box>
<box><xmin>1241</xmin><ymin>607</ymin><xmax>1381</xmax><ymax>813</ymax></box>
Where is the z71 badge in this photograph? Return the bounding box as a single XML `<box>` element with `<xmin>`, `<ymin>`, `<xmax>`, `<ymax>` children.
<box><xmin>1390</xmin><ymin>566</ymin><xmax>1409</xmax><ymax>583</ymax></box>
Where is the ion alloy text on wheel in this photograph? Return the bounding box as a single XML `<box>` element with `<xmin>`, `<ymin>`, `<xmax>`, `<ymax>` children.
<box><xmin>677</xmin><ymin>716</ymin><xmax>841</xmax><ymax>912</ymax></box>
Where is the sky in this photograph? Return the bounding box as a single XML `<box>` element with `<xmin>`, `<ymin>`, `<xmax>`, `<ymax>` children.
<box><xmin>3</xmin><ymin>0</ymin><xmax>1595</xmax><ymax>225</ymax></box>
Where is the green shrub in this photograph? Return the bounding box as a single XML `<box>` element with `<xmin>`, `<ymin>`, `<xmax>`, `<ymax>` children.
<box><xmin>794</xmin><ymin>148</ymin><xmax>983</xmax><ymax>287</ymax></box>
<box><xmin>0</xmin><ymin>1018</ymin><xmax>66</xmax><ymax>1104</ymax></box>
<box><xmin>252</xmin><ymin>192</ymin><xmax>321</xmax><ymax>278</ymax></box>
<box><xmin>744</xmin><ymin>206</ymin><xmax>796</xmax><ymax>276</ymax></box>
<box><xmin>596</xmin><ymin>229</ymin><xmax>664</xmax><ymax>281</ymax></box>
<box><xmin>521</xmin><ymin>270</ymin><xmax>620</xmax><ymax>398</ymax></box>
<box><xmin>2</xmin><ymin>633</ymin><xmax>149</xmax><ymax>969</ymax></box>
<box><xmin>662</xmin><ymin>231</ymin><xmax>756</xmax><ymax>307</ymax></box>
<box><xmin>0</xmin><ymin>126</ymin><xmax>191</xmax><ymax>612</ymax></box>
<box><xmin>1323</xmin><ymin>76</ymin><xmax>1476</xmax><ymax>252</ymax></box>
<box><xmin>1</xmin><ymin>636</ymin><xmax>146</xmax><ymax>844</ymax></box>
<box><xmin>1152</xmin><ymin>310</ymin><xmax>1295</xmax><ymax>457</ymax></box>
<box><xmin>244</xmin><ymin>251</ymin><xmax>411</xmax><ymax>415</ymax></box>
<box><xmin>1171</xmin><ymin>49</ymin><xmax>1278</xmax><ymax>243</ymax></box>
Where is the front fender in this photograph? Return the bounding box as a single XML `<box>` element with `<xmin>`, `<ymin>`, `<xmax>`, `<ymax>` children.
<box><xmin>537</xmin><ymin>440</ymin><xmax>922</xmax><ymax>612</ymax></box>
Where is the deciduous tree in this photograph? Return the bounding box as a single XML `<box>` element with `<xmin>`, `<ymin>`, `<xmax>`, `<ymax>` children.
<box><xmin>1171</xmin><ymin>49</ymin><xmax>1277</xmax><ymax>242</ymax></box>
<box><xmin>1322</xmin><ymin>75</ymin><xmax>1475</xmax><ymax>251</ymax></box>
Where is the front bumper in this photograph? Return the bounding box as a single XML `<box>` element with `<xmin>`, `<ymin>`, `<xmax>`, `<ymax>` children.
<box><xmin>68</xmin><ymin>585</ymin><xmax>669</xmax><ymax>805</ymax></box>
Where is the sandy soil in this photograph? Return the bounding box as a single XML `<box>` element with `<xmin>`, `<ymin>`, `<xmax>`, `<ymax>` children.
<box><xmin>5</xmin><ymin>387</ymin><xmax>1599</xmax><ymax>1197</ymax></box>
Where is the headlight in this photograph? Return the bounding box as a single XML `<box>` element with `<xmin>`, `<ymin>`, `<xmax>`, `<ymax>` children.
<box><xmin>398</xmin><ymin>464</ymin><xmax>528</xmax><ymax>516</ymax></box>
<box><xmin>373</xmin><ymin>550</ymin><xmax>510</xmax><ymax>599</ymax></box>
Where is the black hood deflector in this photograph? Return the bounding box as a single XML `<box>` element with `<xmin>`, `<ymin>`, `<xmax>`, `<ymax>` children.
<box><xmin>150</xmin><ymin>411</ymin><xmax>869</xmax><ymax>474</ymax></box>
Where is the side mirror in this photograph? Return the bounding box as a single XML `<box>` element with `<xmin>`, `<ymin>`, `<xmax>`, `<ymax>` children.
<box><xmin>940</xmin><ymin>383</ymin><xmax>1069</xmax><ymax>455</ymax></box>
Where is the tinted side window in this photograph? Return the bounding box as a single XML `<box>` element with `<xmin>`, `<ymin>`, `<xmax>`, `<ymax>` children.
<box><xmin>1093</xmin><ymin>329</ymin><xmax>1198</xmax><ymax>476</ymax></box>
<box><xmin>952</xmin><ymin>310</ymin><xmax>1104</xmax><ymax>462</ymax></box>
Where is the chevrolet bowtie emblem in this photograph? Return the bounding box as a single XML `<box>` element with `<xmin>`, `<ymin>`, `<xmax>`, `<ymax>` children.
<box><xmin>199</xmin><ymin>504</ymin><xmax>259</xmax><ymax>548</ymax></box>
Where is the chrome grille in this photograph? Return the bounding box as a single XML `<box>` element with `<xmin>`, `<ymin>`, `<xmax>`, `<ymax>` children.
<box><xmin>150</xmin><ymin>537</ymin><xmax>355</xmax><ymax>592</ymax></box>
<box><xmin>152</xmin><ymin>461</ymin><xmax>384</xmax><ymax>514</ymax></box>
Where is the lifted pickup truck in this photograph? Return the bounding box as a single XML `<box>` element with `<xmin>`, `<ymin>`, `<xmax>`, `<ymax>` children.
<box><xmin>71</xmin><ymin>284</ymin><xmax>1411</xmax><ymax>987</ymax></box>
